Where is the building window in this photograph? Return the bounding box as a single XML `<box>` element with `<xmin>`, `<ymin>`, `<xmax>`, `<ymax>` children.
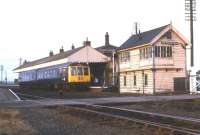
<box><xmin>147</xmin><ymin>47</ymin><xmax>152</xmax><ymax>58</ymax></box>
<box><xmin>156</xmin><ymin>46</ymin><xmax>172</xmax><ymax>58</ymax></box>
<box><xmin>124</xmin><ymin>76</ymin><xmax>126</xmax><ymax>86</ymax></box>
<box><xmin>134</xmin><ymin>75</ymin><xmax>137</xmax><ymax>86</ymax></box>
<box><xmin>155</xmin><ymin>46</ymin><xmax>161</xmax><ymax>57</ymax></box>
<box><xmin>120</xmin><ymin>51</ymin><xmax>130</xmax><ymax>63</ymax></box>
<box><xmin>140</xmin><ymin>49</ymin><xmax>142</xmax><ymax>59</ymax></box>
<box><xmin>161</xmin><ymin>46</ymin><xmax>165</xmax><ymax>57</ymax></box>
<box><xmin>140</xmin><ymin>47</ymin><xmax>152</xmax><ymax>59</ymax></box>
<box><xmin>167</xmin><ymin>46</ymin><xmax>172</xmax><ymax>57</ymax></box>
<box><xmin>144</xmin><ymin>74</ymin><xmax>148</xmax><ymax>86</ymax></box>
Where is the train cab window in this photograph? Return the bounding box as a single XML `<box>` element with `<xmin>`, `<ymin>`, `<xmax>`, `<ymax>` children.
<box><xmin>83</xmin><ymin>67</ymin><xmax>89</xmax><ymax>75</ymax></box>
<box><xmin>77</xmin><ymin>67</ymin><xmax>83</xmax><ymax>75</ymax></box>
<box><xmin>71</xmin><ymin>67</ymin><xmax>77</xmax><ymax>76</ymax></box>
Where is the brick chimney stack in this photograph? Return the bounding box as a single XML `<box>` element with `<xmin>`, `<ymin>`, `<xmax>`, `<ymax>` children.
<box><xmin>49</xmin><ymin>50</ymin><xmax>53</xmax><ymax>56</ymax></box>
<box><xmin>71</xmin><ymin>44</ymin><xmax>75</xmax><ymax>50</ymax></box>
<box><xmin>83</xmin><ymin>37</ymin><xmax>91</xmax><ymax>46</ymax></box>
<box><xmin>105</xmin><ymin>32</ymin><xmax>109</xmax><ymax>46</ymax></box>
<box><xmin>59</xmin><ymin>46</ymin><xmax>64</xmax><ymax>53</ymax></box>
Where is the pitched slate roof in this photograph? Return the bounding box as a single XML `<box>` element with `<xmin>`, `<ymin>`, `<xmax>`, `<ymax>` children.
<box><xmin>96</xmin><ymin>44</ymin><xmax>117</xmax><ymax>50</ymax></box>
<box><xmin>119</xmin><ymin>24</ymin><xmax>169</xmax><ymax>50</ymax></box>
<box><xmin>14</xmin><ymin>46</ymin><xmax>84</xmax><ymax>70</ymax></box>
<box><xmin>96</xmin><ymin>44</ymin><xmax>117</xmax><ymax>57</ymax></box>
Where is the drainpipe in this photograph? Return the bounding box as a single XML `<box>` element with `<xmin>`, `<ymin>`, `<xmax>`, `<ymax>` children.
<box><xmin>112</xmin><ymin>51</ymin><xmax>115</xmax><ymax>86</ymax></box>
<box><xmin>152</xmin><ymin>45</ymin><xmax>156</xmax><ymax>94</ymax></box>
<box><xmin>142</xmin><ymin>71</ymin><xmax>144</xmax><ymax>95</ymax></box>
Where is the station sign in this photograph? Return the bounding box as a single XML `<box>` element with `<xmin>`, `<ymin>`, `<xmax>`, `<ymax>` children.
<box><xmin>161</xmin><ymin>40</ymin><xmax>180</xmax><ymax>45</ymax></box>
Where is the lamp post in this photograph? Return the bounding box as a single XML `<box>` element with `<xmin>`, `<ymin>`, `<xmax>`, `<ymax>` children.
<box><xmin>112</xmin><ymin>50</ymin><xmax>115</xmax><ymax>86</ymax></box>
<box><xmin>0</xmin><ymin>65</ymin><xmax>3</xmax><ymax>83</ymax></box>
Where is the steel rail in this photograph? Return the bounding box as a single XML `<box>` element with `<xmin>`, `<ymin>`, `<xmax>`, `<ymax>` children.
<box><xmin>15</xmin><ymin>92</ymin><xmax>49</xmax><ymax>100</ymax></box>
<box><xmin>69</xmin><ymin>104</ymin><xmax>200</xmax><ymax>135</ymax></box>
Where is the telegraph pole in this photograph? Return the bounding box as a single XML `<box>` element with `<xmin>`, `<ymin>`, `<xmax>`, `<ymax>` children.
<box><xmin>185</xmin><ymin>0</ymin><xmax>198</xmax><ymax>93</ymax></box>
<box><xmin>185</xmin><ymin>0</ymin><xmax>196</xmax><ymax>67</ymax></box>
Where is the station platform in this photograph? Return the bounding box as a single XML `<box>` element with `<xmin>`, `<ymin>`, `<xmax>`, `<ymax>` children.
<box><xmin>1</xmin><ymin>93</ymin><xmax>200</xmax><ymax>108</ymax></box>
<box><xmin>0</xmin><ymin>88</ymin><xmax>20</xmax><ymax>102</ymax></box>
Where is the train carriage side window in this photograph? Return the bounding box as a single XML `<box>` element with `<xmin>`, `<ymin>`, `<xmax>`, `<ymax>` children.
<box><xmin>77</xmin><ymin>67</ymin><xmax>83</xmax><ymax>76</ymax></box>
<box><xmin>71</xmin><ymin>67</ymin><xmax>77</xmax><ymax>76</ymax></box>
<box><xmin>83</xmin><ymin>67</ymin><xmax>89</xmax><ymax>75</ymax></box>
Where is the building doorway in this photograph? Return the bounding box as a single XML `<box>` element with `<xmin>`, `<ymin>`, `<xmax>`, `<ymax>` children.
<box><xmin>89</xmin><ymin>63</ymin><xmax>106</xmax><ymax>86</ymax></box>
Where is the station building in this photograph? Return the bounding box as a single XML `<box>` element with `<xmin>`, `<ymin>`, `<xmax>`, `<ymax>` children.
<box><xmin>14</xmin><ymin>40</ymin><xmax>111</xmax><ymax>89</ymax></box>
<box><xmin>96</xmin><ymin>32</ymin><xmax>118</xmax><ymax>87</ymax></box>
<box><xmin>118</xmin><ymin>24</ymin><xmax>190</xmax><ymax>94</ymax></box>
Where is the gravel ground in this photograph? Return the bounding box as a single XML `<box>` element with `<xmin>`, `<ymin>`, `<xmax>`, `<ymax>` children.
<box><xmin>4</xmin><ymin>107</ymin><xmax>150</xmax><ymax>135</ymax></box>
<box><xmin>114</xmin><ymin>99</ymin><xmax>200</xmax><ymax>119</ymax></box>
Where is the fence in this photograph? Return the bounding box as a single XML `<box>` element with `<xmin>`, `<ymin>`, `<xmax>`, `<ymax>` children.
<box><xmin>189</xmin><ymin>74</ymin><xmax>200</xmax><ymax>93</ymax></box>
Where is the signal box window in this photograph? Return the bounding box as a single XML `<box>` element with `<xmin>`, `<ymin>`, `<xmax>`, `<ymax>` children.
<box><xmin>144</xmin><ymin>74</ymin><xmax>148</xmax><ymax>86</ymax></box>
<box><xmin>124</xmin><ymin>76</ymin><xmax>126</xmax><ymax>86</ymax></box>
<box><xmin>77</xmin><ymin>67</ymin><xmax>83</xmax><ymax>75</ymax></box>
<box><xmin>120</xmin><ymin>51</ymin><xmax>130</xmax><ymax>63</ymax></box>
<box><xmin>71</xmin><ymin>67</ymin><xmax>77</xmax><ymax>76</ymax></box>
<box><xmin>134</xmin><ymin>75</ymin><xmax>137</xmax><ymax>86</ymax></box>
<box><xmin>84</xmin><ymin>67</ymin><xmax>89</xmax><ymax>75</ymax></box>
<box><xmin>140</xmin><ymin>47</ymin><xmax>152</xmax><ymax>59</ymax></box>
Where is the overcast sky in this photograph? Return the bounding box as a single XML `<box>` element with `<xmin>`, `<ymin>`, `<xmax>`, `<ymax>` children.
<box><xmin>0</xmin><ymin>0</ymin><xmax>199</xmax><ymax>81</ymax></box>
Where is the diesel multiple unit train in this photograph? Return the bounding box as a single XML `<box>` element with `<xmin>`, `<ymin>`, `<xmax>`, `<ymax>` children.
<box><xmin>18</xmin><ymin>63</ymin><xmax>91</xmax><ymax>89</ymax></box>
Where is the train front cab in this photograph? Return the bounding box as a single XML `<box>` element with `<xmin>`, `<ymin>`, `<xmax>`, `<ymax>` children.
<box><xmin>67</xmin><ymin>65</ymin><xmax>91</xmax><ymax>88</ymax></box>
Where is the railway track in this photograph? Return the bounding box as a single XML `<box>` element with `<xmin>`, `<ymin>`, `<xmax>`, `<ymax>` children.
<box><xmin>68</xmin><ymin>104</ymin><xmax>200</xmax><ymax>135</ymax></box>
<box><xmin>15</xmin><ymin>92</ymin><xmax>48</xmax><ymax>100</ymax></box>
<box><xmin>11</xmin><ymin>91</ymin><xmax>200</xmax><ymax>134</ymax></box>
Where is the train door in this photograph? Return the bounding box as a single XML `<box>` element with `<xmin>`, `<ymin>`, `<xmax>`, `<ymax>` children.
<box><xmin>61</xmin><ymin>67</ymin><xmax>68</xmax><ymax>82</ymax></box>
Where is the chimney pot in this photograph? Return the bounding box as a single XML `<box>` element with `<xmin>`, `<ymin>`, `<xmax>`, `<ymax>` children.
<box><xmin>23</xmin><ymin>60</ymin><xmax>27</xmax><ymax>64</ymax></box>
<box><xmin>59</xmin><ymin>46</ymin><xmax>64</xmax><ymax>53</ymax></box>
<box><xmin>71</xmin><ymin>44</ymin><xmax>75</xmax><ymax>50</ymax></box>
<box><xmin>83</xmin><ymin>38</ymin><xmax>91</xmax><ymax>46</ymax></box>
<box><xmin>49</xmin><ymin>50</ymin><xmax>53</xmax><ymax>56</ymax></box>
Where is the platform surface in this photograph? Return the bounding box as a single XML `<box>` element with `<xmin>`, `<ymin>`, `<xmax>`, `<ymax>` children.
<box><xmin>1</xmin><ymin>93</ymin><xmax>200</xmax><ymax>108</ymax></box>
<box><xmin>0</xmin><ymin>88</ymin><xmax>19</xmax><ymax>102</ymax></box>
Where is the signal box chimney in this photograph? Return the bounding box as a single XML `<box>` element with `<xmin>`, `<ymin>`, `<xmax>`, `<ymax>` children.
<box><xmin>105</xmin><ymin>32</ymin><xmax>109</xmax><ymax>46</ymax></box>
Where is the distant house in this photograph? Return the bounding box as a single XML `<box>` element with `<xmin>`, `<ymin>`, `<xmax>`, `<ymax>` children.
<box><xmin>96</xmin><ymin>32</ymin><xmax>118</xmax><ymax>86</ymax></box>
<box><xmin>118</xmin><ymin>24</ymin><xmax>189</xmax><ymax>94</ymax></box>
